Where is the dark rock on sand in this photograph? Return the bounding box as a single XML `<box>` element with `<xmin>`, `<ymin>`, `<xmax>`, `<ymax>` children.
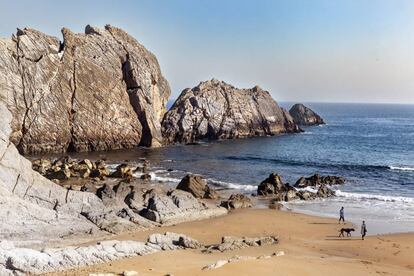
<box><xmin>176</xmin><ymin>174</ymin><xmax>219</xmax><ymax>199</ymax></box>
<box><xmin>162</xmin><ymin>79</ymin><xmax>301</xmax><ymax>144</ymax></box>
<box><xmin>220</xmin><ymin>194</ymin><xmax>253</xmax><ymax>210</ymax></box>
<box><xmin>257</xmin><ymin>173</ymin><xmax>290</xmax><ymax>196</ymax></box>
<box><xmin>295</xmin><ymin>173</ymin><xmax>345</xmax><ymax>188</ymax></box>
<box><xmin>1</xmin><ymin>25</ymin><xmax>170</xmax><ymax>154</ymax></box>
<box><xmin>289</xmin><ymin>103</ymin><xmax>325</xmax><ymax>126</ymax></box>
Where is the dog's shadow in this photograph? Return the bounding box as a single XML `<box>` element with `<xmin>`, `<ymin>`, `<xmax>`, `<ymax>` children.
<box><xmin>308</xmin><ymin>222</ymin><xmax>339</xmax><ymax>225</ymax></box>
<box><xmin>325</xmin><ymin>236</ymin><xmax>359</xmax><ymax>241</ymax></box>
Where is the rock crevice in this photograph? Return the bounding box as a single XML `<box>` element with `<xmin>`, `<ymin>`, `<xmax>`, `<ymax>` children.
<box><xmin>162</xmin><ymin>79</ymin><xmax>301</xmax><ymax>144</ymax></box>
<box><xmin>1</xmin><ymin>25</ymin><xmax>170</xmax><ymax>154</ymax></box>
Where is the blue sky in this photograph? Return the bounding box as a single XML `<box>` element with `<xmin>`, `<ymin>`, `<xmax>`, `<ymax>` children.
<box><xmin>1</xmin><ymin>0</ymin><xmax>414</xmax><ymax>103</ymax></box>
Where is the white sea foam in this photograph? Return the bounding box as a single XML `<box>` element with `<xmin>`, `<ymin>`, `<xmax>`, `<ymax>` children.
<box><xmin>335</xmin><ymin>190</ymin><xmax>414</xmax><ymax>204</ymax></box>
<box><xmin>133</xmin><ymin>170</ymin><xmax>182</xmax><ymax>183</ymax></box>
<box><xmin>207</xmin><ymin>178</ymin><xmax>256</xmax><ymax>191</ymax></box>
<box><xmin>389</xmin><ymin>166</ymin><xmax>414</xmax><ymax>172</ymax></box>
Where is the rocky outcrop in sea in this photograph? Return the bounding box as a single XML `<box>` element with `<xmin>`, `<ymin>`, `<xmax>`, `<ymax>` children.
<box><xmin>161</xmin><ymin>79</ymin><xmax>301</xmax><ymax>144</ymax></box>
<box><xmin>289</xmin><ymin>103</ymin><xmax>325</xmax><ymax>126</ymax></box>
<box><xmin>0</xmin><ymin>25</ymin><xmax>170</xmax><ymax>154</ymax></box>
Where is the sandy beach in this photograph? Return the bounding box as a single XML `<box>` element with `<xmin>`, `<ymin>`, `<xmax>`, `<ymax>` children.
<box><xmin>48</xmin><ymin>208</ymin><xmax>414</xmax><ymax>276</ymax></box>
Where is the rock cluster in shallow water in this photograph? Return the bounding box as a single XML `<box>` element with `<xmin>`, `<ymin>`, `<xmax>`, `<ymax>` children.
<box><xmin>257</xmin><ymin>173</ymin><xmax>342</xmax><ymax>201</ymax></box>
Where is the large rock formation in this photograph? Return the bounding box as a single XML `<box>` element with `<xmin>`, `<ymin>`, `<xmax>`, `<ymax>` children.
<box><xmin>0</xmin><ymin>24</ymin><xmax>170</xmax><ymax>154</ymax></box>
<box><xmin>289</xmin><ymin>103</ymin><xmax>325</xmax><ymax>126</ymax></box>
<box><xmin>162</xmin><ymin>79</ymin><xmax>300</xmax><ymax>144</ymax></box>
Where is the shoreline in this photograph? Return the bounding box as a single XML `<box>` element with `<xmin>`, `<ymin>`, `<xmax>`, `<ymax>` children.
<box><xmin>48</xmin><ymin>208</ymin><xmax>414</xmax><ymax>276</ymax></box>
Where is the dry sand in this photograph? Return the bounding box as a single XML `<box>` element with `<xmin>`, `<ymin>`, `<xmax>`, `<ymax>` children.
<box><xmin>49</xmin><ymin>209</ymin><xmax>414</xmax><ymax>276</ymax></box>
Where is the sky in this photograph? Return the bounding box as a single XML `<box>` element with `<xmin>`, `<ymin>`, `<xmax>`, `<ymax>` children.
<box><xmin>1</xmin><ymin>0</ymin><xmax>414</xmax><ymax>104</ymax></box>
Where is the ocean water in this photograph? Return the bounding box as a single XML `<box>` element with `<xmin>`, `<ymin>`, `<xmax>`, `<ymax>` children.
<box><xmin>67</xmin><ymin>103</ymin><xmax>414</xmax><ymax>235</ymax></box>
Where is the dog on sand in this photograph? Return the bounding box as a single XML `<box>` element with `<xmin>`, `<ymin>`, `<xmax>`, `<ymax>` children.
<box><xmin>338</xmin><ymin>228</ymin><xmax>355</xmax><ymax>237</ymax></box>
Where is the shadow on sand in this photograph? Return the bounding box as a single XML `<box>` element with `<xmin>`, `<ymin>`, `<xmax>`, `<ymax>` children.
<box><xmin>308</xmin><ymin>222</ymin><xmax>339</xmax><ymax>225</ymax></box>
<box><xmin>325</xmin><ymin>236</ymin><xmax>361</xmax><ymax>241</ymax></box>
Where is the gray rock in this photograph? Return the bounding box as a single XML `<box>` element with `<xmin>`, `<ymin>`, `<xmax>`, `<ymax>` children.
<box><xmin>289</xmin><ymin>103</ymin><xmax>325</xmax><ymax>126</ymax></box>
<box><xmin>0</xmin><ymin>239</ymin><xmax>157</xmax><ymax>274</ymax></box>
<box><xmin>1</xmin><ymin>25</ymin><xmax>170</xmax><ymax>155</ymax></box>
<box><xmin>139</xmin><ymin>189</ymin><xmax>227</xmax><ymax>225</ymax></box>
<box><xmin>162</xmin><ymin>79</ymin><xmax>300</xmax><ymax>144</ymax></box>
<box><xmin>147</xmin><ymin>232</ymin><xmax>201</xmax><ymax>250</ymax></box>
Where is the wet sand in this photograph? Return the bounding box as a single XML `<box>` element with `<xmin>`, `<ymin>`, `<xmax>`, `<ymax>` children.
<box><xmin>49</xmin><ymin>208</ymin><xmax>414</xmax><ymax>276</ymax></box>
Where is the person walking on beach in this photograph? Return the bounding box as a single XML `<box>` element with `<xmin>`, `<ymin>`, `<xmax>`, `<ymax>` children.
<box><xmin>361</xmin><ymin>221</ymin><xmax>367</xmax><ymax>240</ymax></box>
<box><xmin>339</xmin><ymin>207</ymin><xmax>345</xmax><ymax>224</ymax></box>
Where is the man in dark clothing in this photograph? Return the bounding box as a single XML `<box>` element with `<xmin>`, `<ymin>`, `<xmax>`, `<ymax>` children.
<box><xmin>361</xmin><ymin>221</ymin><xmax>367</xmax><ymax>240</ymax></box>
<box><xmin>339</xmin><ymin>207</ymin><xmax>345</xmax><ymax>224</ymax></box>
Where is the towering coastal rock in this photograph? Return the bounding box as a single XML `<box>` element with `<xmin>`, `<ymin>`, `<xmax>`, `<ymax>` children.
<box><xmin>0</xmin><ymin>25</ymin><xmax>170</xmax><ymax>154</ymax></box>
<box><xmin>162</xmin><ymin>79</ymin><xmax>301</xmax><ymax>144</ymax></box>
<box><xmin>289</xmin><ymin>103</ymin><xmax>325</xmax><ymax>126</ymax></box>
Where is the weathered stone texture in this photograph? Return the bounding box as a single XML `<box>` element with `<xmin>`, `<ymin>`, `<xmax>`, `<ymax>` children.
<box><xmin>162</xmin><ymin>79</ymin><xmax>300</xmax><ymax>144</ymax></box>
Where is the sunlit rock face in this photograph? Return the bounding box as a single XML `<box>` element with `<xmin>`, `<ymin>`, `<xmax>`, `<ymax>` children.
<box><xmin>0</xmin><ymin>25</ymin><xmax>170</xmax><ymax>154</ymax></box>
<box><xmin>162</xmin><ymin>79</ymin><xmax>300</xmax><ymax>144</ymax></box>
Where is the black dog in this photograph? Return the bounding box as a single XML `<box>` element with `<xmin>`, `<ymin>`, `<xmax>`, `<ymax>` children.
<box><xmin>338</xmin><ymin>228</ymin><xmax>355</xmax><ymax>237</ymax></box>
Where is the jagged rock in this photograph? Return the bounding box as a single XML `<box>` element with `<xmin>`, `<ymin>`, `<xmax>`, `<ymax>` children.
<box><xmin>176</xmin><ymin>174</ymin><xmax>218</xmax><ymax>199</ymax></box>
<box><xmin>1</xmin><ymin>25</ymin><xmax>170</xmax><ymax>155</ymax></box>
<box><xmin>46</xmin><ymin>166</ymin><xmax>72</xmax><ymax>180</ymax></box>
<box><xmin>111</xmin><ymin>164</ymin><xmax>133</xmax><ymax>179</ymax></box>
<box><xmin>220</xmin><ymin>194</ymin><xmax>252</xmax><ymax>209</ymax></box>
<box><xmin>147</xmin><ymin>232</ymin><xmax>201</xmax><ymax>250</ymax></box>
<box><xmin>139</xmin><ymin>189</ymin><xmax>227</xmax><ymax>225</ymax></box>
<box><xmin>295</xmin><ymin>174</ymin><xmax>345</xmax><ymax>188</ymax></box>
<box><xmin>257</xmin><ymin>173</ymin><xmax>289</xmax><ymax>196</ymax></box>
<box><xmin>296</xmin><ymin>190</ymin><xmax>317</xmax><ymax>200</ymax></box>
<box><xmin>289</xmin><ymin>103</ymin><xmax>325</xmax><ymax>126</ymax></box>
<box><xmin>162</xmin><ymin>79</ymin><xmax>301</xmax><ymax>144</ymax></box>
<box><xmin>316</xmin><ymin>184</ymin><xmax>336</xmax><ymax>198</ymax></box>
<box><xmin>0</xmin><ymin>239</ymin><xmax>158</xmax><ymax>275</ymax></box>
<box><xmin>31</xmin><ymin>158</ymin><xmax>52</xmax><ymax>174</ymax></box>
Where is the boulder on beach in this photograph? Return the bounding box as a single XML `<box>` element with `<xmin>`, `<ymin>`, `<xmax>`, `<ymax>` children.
<box><xmin>176</xmin><ymin>174</ymin><xmax>219</xmax><ymax>199</ymax></box>
<box><xmin>139</xmin><ymin>189</ymin><xmax>227</xmax><ymax>224</ymax></box>
<box><xmin>220</xmin><ymin>194</ymin><xmax>253</xmax><ymax>210</ymax></box>
<box><xmin>257</xmin><ymin>173</ymin><xmax>290</xmax><ymax>196</ymax></box>
<box><xmin>161</xmin><ymin>79</ymin><xmax>301</xmax><ymax>144</ymax></box>
<box><xmin>1</xmin><ymin>25</ymin><xmax>170</xmax><ymax>154</ymax></box>
<box><xmin>289</xmin><ymin>103</ymin><xmax>325</xmax><ymax>126</ymax></box>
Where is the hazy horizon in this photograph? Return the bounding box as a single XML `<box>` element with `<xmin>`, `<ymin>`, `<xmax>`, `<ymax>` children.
<box><xmin>1</xmin><ymin>0</ymin><xmax>414</xmax><ymax>104</ymax></box>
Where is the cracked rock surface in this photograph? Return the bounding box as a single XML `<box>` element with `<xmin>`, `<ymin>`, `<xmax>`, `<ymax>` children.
<box><xmin>162</xmin><ymin>79</ymin><xmax>301</xmax><ymax>144</ymax></box>
<box><xmin>0</xmin><ymin>24</ymin><xmax>170</xmax><ymax>154</ymax></box>
<box><xmin>0</xmin><ymin>232</ymin><xmax>198</xmax><ymax>275</ymax></box>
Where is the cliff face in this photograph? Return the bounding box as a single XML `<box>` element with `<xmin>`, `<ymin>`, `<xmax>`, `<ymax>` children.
<box><xmin>0</xmin><ymin>25</ymin><xmax>170</xmax><ymax>154</ymax></box>
<box><xmin>162</xmin><ymin>79</ymin><xmax>300</xmax><ymax>144</ymax></box>
<box><xmin>289</xmin><ymin>103</ymin><xmax>325</xmax><ymax>126</ymax></box>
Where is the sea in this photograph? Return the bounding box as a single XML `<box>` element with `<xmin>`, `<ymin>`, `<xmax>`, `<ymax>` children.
<box><xmin>65</xmin><ymin>103</ymin><xmax>414</xmax><ymax>235</ymax></box>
